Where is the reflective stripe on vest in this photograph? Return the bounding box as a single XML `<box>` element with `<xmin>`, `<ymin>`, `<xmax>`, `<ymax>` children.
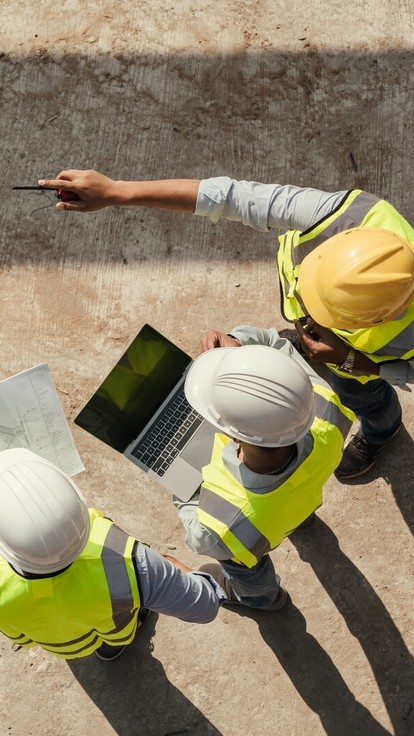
<box><xmin>198</xmin><ymin>387</ymin><xmax>354</xmax><ymax>567</ymax></box>
<box><xmin>276</xmin><ymin>191</ymin><xmax>414</xmax><ymax>382</ymax></box>
<box><xmin>0</xmin><ymin>509</ymin><xmax>141</xmax><ymax>659</ymax></box>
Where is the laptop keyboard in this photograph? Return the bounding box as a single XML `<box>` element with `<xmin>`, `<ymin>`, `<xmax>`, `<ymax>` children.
<box><xmin>130</xmin><ymin>387</ymin><xmax>204</xmax><ymax>476</ymax></box>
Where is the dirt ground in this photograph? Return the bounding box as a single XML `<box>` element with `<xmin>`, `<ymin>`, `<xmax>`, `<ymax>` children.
<box><xmin>0</xmin><ymin>2</ymin><xmax>413</xmax><ymax>735</ymax></box>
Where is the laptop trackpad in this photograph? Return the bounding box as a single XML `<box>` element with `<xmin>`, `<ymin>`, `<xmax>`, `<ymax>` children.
<box><xmin>157</xmin><ymin>457</ymin><xmax>203</xmax><ymax>502</ymax></box>
<box><xmin>181</xmin><ymin>421</ymin><xmax>216</xmax><ymax>467</ymax></box>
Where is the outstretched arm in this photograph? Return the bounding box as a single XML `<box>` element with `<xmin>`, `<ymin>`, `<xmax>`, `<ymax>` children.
<box><xmin>38</xmin><ymin>169</ymin><xmax>200</xmax><ymax>213</ymax></box>
<box><xmin>136</xmin><ymin>544</ymin><xmax>226</xmax><ymax>623</ymax></box>
<box><xmin>39</xmin><ymin>170</ymin><xmax>347</xmax><ymax>230</ymax></box>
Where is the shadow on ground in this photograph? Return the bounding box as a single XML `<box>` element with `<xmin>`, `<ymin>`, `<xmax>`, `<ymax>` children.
<box><xmin>2</xmin><ymin>48</ymin><xmax>414</xmax><ymax>266</ymax></box>
<box><xmin>342</xmin><ymin>424</ymin><xmax>414</xmax><ymax>539</ymax></box>
<box><xmin>68</xmin><ymin>613</ymin><xmax>222</xmax><ymax>736</ymax></box>
<box><xmin>282</xmin><ymin>518</ymin><xmax>412</xmax><ymax>736</ymax></box>
<box><xmin>223</xmin><ymin>515</ymin><xmax>413</xmax><ymax>736</ymax></box>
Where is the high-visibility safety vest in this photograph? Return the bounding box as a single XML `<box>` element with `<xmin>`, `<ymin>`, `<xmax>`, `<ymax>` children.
<box><xmin>198</xmin><ymin>385</ymin><xmax>355</xmax><ymax>568</ymax></box>
<box><xmin>276</xmin><ymin>190</ymin><xmax>414</xmax><ymax>382</ymax></box>
<box><xmin>0</xmin><ymin>509</ymin><xmax>141</xmax><ymax>659</ymax></box>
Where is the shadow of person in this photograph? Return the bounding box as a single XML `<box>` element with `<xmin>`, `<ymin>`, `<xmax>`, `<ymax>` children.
<box><xmin>288</xmin><ymin>518</ymin><xmax>414</xmax><ymax>736</ymax></box>
<box><xmin>253</xmin><ymin>602</ymin><xmax>391</xmax><ymax>736</ymax></box>
<box><xmin>342</xmin><ymin>424</ymin><xmax>414</xmax><ymax>539</ymax></box>
<box><xmin>67</xmin><ymin>613</ymin><xmax>222</xmax><ymax>736</ymax></box>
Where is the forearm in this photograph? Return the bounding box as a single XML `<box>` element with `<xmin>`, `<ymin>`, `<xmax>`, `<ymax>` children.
<box><xmin>330</xmin><ymin>344</ymin><xmax>410</xmax><ymax>381</ymax></box>
<box><xmin>297</xmin><ymin>323</ymin><xmax>413</xmax><ymax>384</ymax></box>
<box><xmin>39</xmin><ymin>169</ymin><xmax>200</xmax><ymax>213</ymax></box>
<box><xmin>332</xmin><ymin>351</ymin><xmax>414</xmax><ymax>386</ymax></box>
<box><xmin>112</xmin><ymin>179</ymin><xmax>200</xmax><ymax>211</ymax></box>
<box><xmin>229</xmin><ymin>325</ymin><xmax>283</xmax><ymax>347</ymax></box>
<box><xmin>351</xmin><ymin>351</ymin><xmax>380</xmax><ymax>376</ymax></box>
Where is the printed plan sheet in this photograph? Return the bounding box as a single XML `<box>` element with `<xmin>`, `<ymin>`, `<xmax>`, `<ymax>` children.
<box><xmin>0</xmin><ymin>364</ymin><xmax>84</xmax><ymax>476</ymax></box>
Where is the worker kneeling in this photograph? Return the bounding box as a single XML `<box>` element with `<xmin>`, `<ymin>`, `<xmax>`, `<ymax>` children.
<box><xmin>0</xmin><ymin>449</ymin><xmax>224</xmax><ymax>661</ymax></box>
<box><xmin>176</xmin><ymin>340</ymin><xmax>355</xmax><ymax>611</ymax></box>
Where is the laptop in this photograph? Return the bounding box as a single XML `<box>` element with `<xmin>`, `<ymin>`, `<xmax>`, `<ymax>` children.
<box><xmin>74</xmin><ymin>324</ymin><xmax>217</xmax><ymax>501</ymax></box>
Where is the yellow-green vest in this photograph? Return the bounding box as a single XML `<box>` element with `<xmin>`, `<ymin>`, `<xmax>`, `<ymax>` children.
<box><xmin>198</xmin><ymin>385</ymin><xmax>355</xmax><ymax>568</ymax></box>
<box><xmin>276</xmin><ymin>190</ymin><xmax>414</xmax><ymax>383</ymax></box>
<box><xmin>0</xmin><ymin>509</ymin><xmax>141</xmax><ymax>659</ymax></box>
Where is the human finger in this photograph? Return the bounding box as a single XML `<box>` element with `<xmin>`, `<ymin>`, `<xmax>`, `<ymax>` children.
<box><xmin>38</xmin><ymin>172</ymin><xmax>75</xmax><ymax>190</ymax></box>
<box><xmin>55</xmin><ymin>200</ymin><xmax>88</xmax><ymax>212</ymax></box>
<box><xmin>200</xmin><ymin>330</ymin><xmax>222</xmax><ymax>352</ymax></box>
<box><xmin>293</xmin><ymin>319</ymin><xmax>315</xmax><ymax>352</ymax></box>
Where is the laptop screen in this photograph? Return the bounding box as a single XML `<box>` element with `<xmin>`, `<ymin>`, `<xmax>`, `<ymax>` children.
<box><xmin>74</xmin><ymin>324</ymin><xmax>192</xmax><ymax>452</ymax></box>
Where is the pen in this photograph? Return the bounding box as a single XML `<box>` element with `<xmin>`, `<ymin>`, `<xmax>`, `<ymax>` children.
<box><xmin>12</xmin><ymin>185</ymin><xmax>80</xmax><ymax>201</ymax></box>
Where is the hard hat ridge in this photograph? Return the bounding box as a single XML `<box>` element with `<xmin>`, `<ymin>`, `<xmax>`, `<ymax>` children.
<box><xmin>213</xmin><ymin>371</ymin><xmax>298</xmax><ymax>406</ymax></box>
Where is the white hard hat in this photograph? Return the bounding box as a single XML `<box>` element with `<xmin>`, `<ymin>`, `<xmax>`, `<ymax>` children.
<box><xmin>0</xmin><ymin>448</ymin><xmax>90</xmax><ymax>575</ymax></box>
<box><xmin>185</xmin><ymin>345</ymin><xmax>315</xmax><ymax>447</ymax></box>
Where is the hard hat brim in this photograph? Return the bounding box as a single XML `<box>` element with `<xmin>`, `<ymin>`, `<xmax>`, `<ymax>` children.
<box><xmin>298</xmin><ymin>244</ymin><xmax>341</xmax><ymax>328</ymax></box>
<box><xmin>185</xmin><ymin>348</ymin><xmax>234</xmax><ymax>430</ymax></box>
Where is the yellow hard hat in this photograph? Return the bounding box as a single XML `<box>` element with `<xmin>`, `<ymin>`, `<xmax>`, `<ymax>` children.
<box><xmin>298</xmin><ymin>228</ymin><xmax>414</xmax><ymax>329</ymax></box>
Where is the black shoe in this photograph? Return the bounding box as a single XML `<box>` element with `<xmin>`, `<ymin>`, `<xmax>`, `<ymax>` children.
<box><xmin>138</xmin><ymin>607</ymin><xmax>150</xmax><ymax>625</ymax></box>
<box><xmin>94</xmin><ymin>608</ymin><xmax>150</xmax><ymax>661</ymax></box>
<box><xmin>279</xmin><ymin>329</ymin><xmax>306</xmax><ymax>357</ymax></box>
<box><xmin>94</xmin><ymin>642</ymin><xmax>127</xmax><ymax>661</ymax></box>
<box><xmin>335</xmin><ymin>427</ymin><xmax>401</xmax><ymax>480</ymax></box>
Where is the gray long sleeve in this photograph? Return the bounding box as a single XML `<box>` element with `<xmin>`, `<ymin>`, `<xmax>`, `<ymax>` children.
<box><xmin>135</xmin><ymin>542</ymin><xmax>225</xmax><ymax>623</ymax></box>
<box><xmin>195</xmin><ymin>177</ymin><xmax>347</xmax><ymax>232</ymax></box>
<box><xmin>195</xmin><ymin>183</ymin><xmax>414</xmax><ymax>386</ymax></box>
